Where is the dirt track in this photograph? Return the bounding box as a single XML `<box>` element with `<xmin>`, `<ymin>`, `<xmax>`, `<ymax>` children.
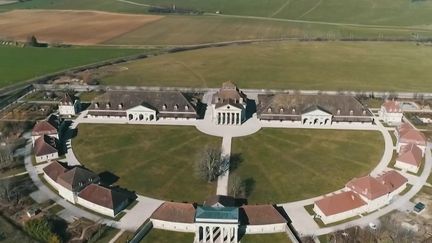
<box><xmin>0</xmin><ymin>10</ymin><xmax>163</xmax><ymax>45</ymax></box>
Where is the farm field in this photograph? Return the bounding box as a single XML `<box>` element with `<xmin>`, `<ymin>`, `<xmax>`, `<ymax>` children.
<box><xmin>0</xmin><ymin>10</ymin><xmax>163</xmax><ymax>45</ymax></box>
<box><xmin>229</xmin><ymin>128</ymin><xmax>384</xmax><ymax>203</ymax></box>
<box><xmin>3</xmin><ymin>0</ymin><xmax>432</xmax><ymax>26</ymax></box>
<box><xmin>72</xmin><ymin>124</ymin><xmax>221</xmax><ymax>202</ymax></box>
<box><xmin>101</xmin><ymin>41</ymin><xmax>432</xmax><ymax>92</ymax></box>
<box><xmin>0</xmin><ymin>46</ymin><xmax>144</xmax><ymax>88</ymax></box>
<box><xmin>1</xmin><ymin>10</ymin><xmax>429</xmax><ymax>46</ymax></box>
<box><xmin>106</xmin><ymin>15</ymin><xmax>432</xmax><ymax>45</ymax></box>
<box><xmin>0</xmin><ymin>0</ymin><xmax>149</xmax><ymax>13</ymax></box>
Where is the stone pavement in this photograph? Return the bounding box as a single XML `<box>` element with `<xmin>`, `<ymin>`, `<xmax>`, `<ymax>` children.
<box><xmin>216</xmin><ymin>136</ymin><xmax>232</xmax><ymax>195</ymax></box>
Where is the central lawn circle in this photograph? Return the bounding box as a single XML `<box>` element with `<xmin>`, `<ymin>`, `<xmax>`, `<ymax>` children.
<box><xmin>72</xmin><ymin>124</ymin><xmax>221</xmax><ymax>202</ymax></box>
<box><xmin>229</xmin><ymin>128</ymin><xmax>384</xmax><ymax>204</ymax></box>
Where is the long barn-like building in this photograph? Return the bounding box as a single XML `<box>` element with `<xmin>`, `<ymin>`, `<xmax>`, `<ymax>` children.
<box><xmin>87</xmin><ymin>90</ymin><xmax>199</xmax><ymax>121</ymax></box>
<box><xmin>257</xmin><ymin>93</ymin><xmax>373</xmax><ymax>125</ymax></box>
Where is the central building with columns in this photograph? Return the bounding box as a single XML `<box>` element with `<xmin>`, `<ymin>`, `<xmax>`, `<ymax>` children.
<box><xmin>195</xmin><ymin>206</ymin><xmax>239</xmax><ymax>243</ymax></box>
<box><xmin>212</xmin><ymin>81</ymin><xmax>247</xmax><ymax>125</ymax></box>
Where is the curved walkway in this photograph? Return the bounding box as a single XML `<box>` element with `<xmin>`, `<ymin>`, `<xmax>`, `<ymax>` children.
<box><xmin>27</xmin><ymin>98</ymin><xmax>431</xmax><ymax>236</ymax></box>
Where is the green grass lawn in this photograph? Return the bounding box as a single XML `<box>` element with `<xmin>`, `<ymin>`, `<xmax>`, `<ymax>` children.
<box><xmin>72</xmin><ymin>124</ymin><xmax>221</xmax><ymax>202</ymax></box>
<box><xmin>0</xmin><ymin>46</ymin><xmax>144</xmax><ymax>88</ymax></box>
<box><xmin>102</xmin><ymin>41</ymin><xmax>432</xmax><ymax>92</ymax></box>
<box><xmin>229</xmin><ymin>128</ymin><xmax>384</xmax><ymax>203</ymax></box>
<box><xmin>141</xmin><ymin>229</ymin><xmax>194</xmax><ymax>243</ymax></box>
<box><xmin>240</xmin><ymin>233</ymin><xmax>291</xmax><ymax>243</ymax></box>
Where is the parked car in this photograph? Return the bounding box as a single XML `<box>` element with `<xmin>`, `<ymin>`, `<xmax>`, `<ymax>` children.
<box><xmin>414</xmin><ymin>202</ymin><xmax>426</xmax><ymax>213</ymax></box>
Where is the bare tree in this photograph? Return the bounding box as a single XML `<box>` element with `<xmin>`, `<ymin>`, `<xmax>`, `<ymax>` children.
<box><xmin>195</xmin><ymin>146</ymin><xmax>228</xmax><ymax>183</ymax></box>
<box><xmin>230</xmin><ymin>175</ymin><xmax>243</xmax><ymax>198</ymax></box>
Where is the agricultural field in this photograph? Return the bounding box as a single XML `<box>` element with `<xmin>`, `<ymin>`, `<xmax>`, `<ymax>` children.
<box><xmin>106</xmin><ymin>14</ymin><xmax>432</xmax><ymax>45</ymax></box>
<box><xmin>72</xmin><ymin>124</ymin><xmax>221</xmax><ymax>202</ymax></box>
<box><xmin>0</xmin><ymin>46</ymin><xmax>144</xmax><ymax>88</ymax></box>
<box><xmin>101</xmin><ymin>41</ymin><xmax>432</xmax><ymax>92</ymax></box>
<box><xmin>229</xmin><ymin>128</ymin><xmax>384</xmax><ymax>203</ymax></box>
<box><xmin>0</xmin><ymin>10</ymin><xmax>163</xmax><ymax>45</ymax></box>
<box><xmin>0</xmin><ymin>9</ymin><xmax>430</xmax><ymax>46</ymax></box>
<box><xmin>0</xmin><ymin>0</ymin><xmax>149</xmax><ymax>13</ymax></box>
<box><xmin>3</xmin><ymin>0</ymin><xmax>432</xmax><ymax>26</ymax></box>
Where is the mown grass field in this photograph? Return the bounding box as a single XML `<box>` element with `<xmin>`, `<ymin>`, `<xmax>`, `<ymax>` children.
<box><xmin>229</xmin><ymin>128</ymin><xmax>384</xmax><ymax>203</ymax></box>
<box><xmin>240</xmin><ymin>233</ymin><xmax>292</xmax><ymax>243</ymax></box>
<box><xmin>101</xmin><ymin>41</ymin><xmax>432</xmax><ymax>92</ymax></box>
<box><xmin>72</xmin><ymin>124</ymin><xmax>221</xmax><ymax>202</ymax></box>
<box><xmin>0</xmin><ymin>46</ymin><xmax>144</xmax><ymax>88</ymax></box>
<box><xmin>141</xmin><ymin>229</ymin><xmax>194</xmax><ymax>243</ymax></box>
<box><xmin>4</xmin><ymin>0</ymin><xmax>432</xmax><ymax>26</ymax></box>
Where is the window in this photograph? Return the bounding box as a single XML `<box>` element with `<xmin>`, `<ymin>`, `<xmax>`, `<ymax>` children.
<box><xmin>267</xmin><ymin>107</ymin><xmax>272</xmax><ymax>112</ymax></box>
<box><xmin>174</xmin><ymin>104</ymin><xmax>178</xmax><ymax>110</ymax></box>
<box><xmin>162</xmin><ymin>104</ymin><xmax>167</xmax><ymax>110</ymax></box>
<box><xmin>185</xmin><ymin>105</ymin><xmax>189</xmax><ymax>111</ymax></box>
<box><xmin>118</xmin><ymin>103</ymin><xmax>123</xmax><ymax>109</ymax></box>
<box><xmin>280</xmin><ymin>107</ymin><xmax>284</xmax><ymax>113</ymax></box>
<box><xmin>292</xmin><ymin>108</ymin><xmax>296</xmax><ymax>114</ymax></box>
<box><xmin>95</xmin><ymin>102</ymin><xmax>99</xmax><ymax>108</ymax></box>
<box><xmin>106</xmin><ymin>102</ymin><xmax>111</xmax><ymax>109</ymax></box>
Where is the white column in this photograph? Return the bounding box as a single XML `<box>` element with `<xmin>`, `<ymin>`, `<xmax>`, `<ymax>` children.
<box><xmin>224</xmin><ymin>113</ymin><xmax>227</xmax><ymax>125</ymax></box>
<box><xmin>210</xmin><ymin>226</ymin><xmax>214</xmax><ymax>243</ymax></box>
<box><xmin>227</xmin><ymin>227</ymin><xmax>231</xmax><ymax>243</ymax></box>
<box><xmin>220</xmin><ymin>227</ymin><xmax>224</xmax><ymax>243</ymax></box>
<box><xmin>217</xmin><ymin>112</ymin><xmax>220</xmax><ymax>124</ymax></box>
<box><xmin>204</xmin><ymin>226</ymin><xmax>208</xmax><ymax>243</ymax></box>
<box><xmin>234</xmin><ymin>227</ymin><xmax>238</xmax><ymax>243</ymax></box>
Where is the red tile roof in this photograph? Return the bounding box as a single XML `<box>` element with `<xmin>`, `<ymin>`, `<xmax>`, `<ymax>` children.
<box><xmin>315</xmin><ymin>191</ymin><xmax>366</xmax><ymax>216</ymax></box>
<box><xmin>376</xmin><ymin>170</ymin><xmax>408</xmax><ymax>193</ymax></box>
<box><xmin>151</xmin><ymin>202</ymin><xmax>196</xmax><ymax>223</ymax></box>
<box><xmin>43</xmin><ymin>161</ymin><xmax>68</xmax><ymax>181</ymax></box>
<box><xmin>396</xmin><ymin>122</ymin><xmax>413</xmax><ymax>135</ymax></box>
<box><xmin>240</xmin><ymin>205</ymin><xmax>287</xmax><ymax>225</ymax></box>
<box><xmin>34</xmin><ymin>135</ymin><xmax>58</xmax><ymax>156</ymax></box>
<box><xmin>346</xmin><ymin>175</ymin><xmax>389</xmax><ymax>200</ymax></box>
<box><xmin>32</xmin><ymin>114</ymin><xmax>60</xmax><ymax>136</ymax></box>
<box><xmin>57</xmin><ymin>167</ymin><xmax>99</xmax><ymax>192</ymax></box>
<box><xmin>396</xmin><ymin>144</ymin><xmax>423</xmax><ymax>167</ymax></box>
<box><xmin>78</xmin><ymin>184</ymin><xmax>130</xmax><ymax>210</ymax></box>
<box><xmin>399</xmin><ymin>129</ymin><xmax>426</xmax><ymax>146</ymax></box>
<box><xmin>32</xmin><ymin>121</ymin><xmax>57</xmax><ymax>136</ymax></box>
<box><xmin>382</xmin><ymin>100</ymin><xmax>401</xmax><ymax>113</ymax></box>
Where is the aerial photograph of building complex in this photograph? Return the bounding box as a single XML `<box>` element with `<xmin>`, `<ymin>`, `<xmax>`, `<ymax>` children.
<box><xmin>0</xmin><ymin>0</ymin><xmax>431</xmax><ymax>242</ymax></box>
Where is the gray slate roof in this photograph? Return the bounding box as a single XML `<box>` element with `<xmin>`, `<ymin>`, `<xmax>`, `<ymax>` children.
<box><xmin>257</xmin><ymin>94</ymin><xmax>372</xmax><ymax>117</ymax></box>
<box><xmin>88</xmin><ymin>90</ymin><xmax>198</xmax><ymax>118</ymax></box>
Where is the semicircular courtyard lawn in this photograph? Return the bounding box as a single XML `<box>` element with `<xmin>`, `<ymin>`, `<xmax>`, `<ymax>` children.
<box><xmin>229</xmin><ymin>128</ymin><xmax>384</xmax><ymax>204</ymax></box>
<box><xmin>72</xmin><ymin>124</ymin><xmax>221</xmax><ymax>202</ymax></box>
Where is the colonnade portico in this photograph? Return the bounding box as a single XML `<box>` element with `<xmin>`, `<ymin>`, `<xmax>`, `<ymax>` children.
<box><xmin>216</xmin><ymin>111</ymin><xmax>241</xmax><ymax>125</ymax></box>
<box><xmin>196</xmin><ymin>224</ymin><xmax>238</xmax><ymax>243</ymax></box>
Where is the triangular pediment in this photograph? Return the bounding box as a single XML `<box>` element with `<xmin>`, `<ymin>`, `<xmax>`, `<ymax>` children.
<box><xmin>215</xmin><ymin>103</ymin><xmax>243</xmax><ymax>111</ymax></box>
<box><xmin>302</xmin><ymin>107</ymin><xmax>332</xmax><ymax>116</ymax></box>
<box><xmin>127</xmin><ymin>105</ymin><xmax>155</xmax><ymax>112</ymax></box>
